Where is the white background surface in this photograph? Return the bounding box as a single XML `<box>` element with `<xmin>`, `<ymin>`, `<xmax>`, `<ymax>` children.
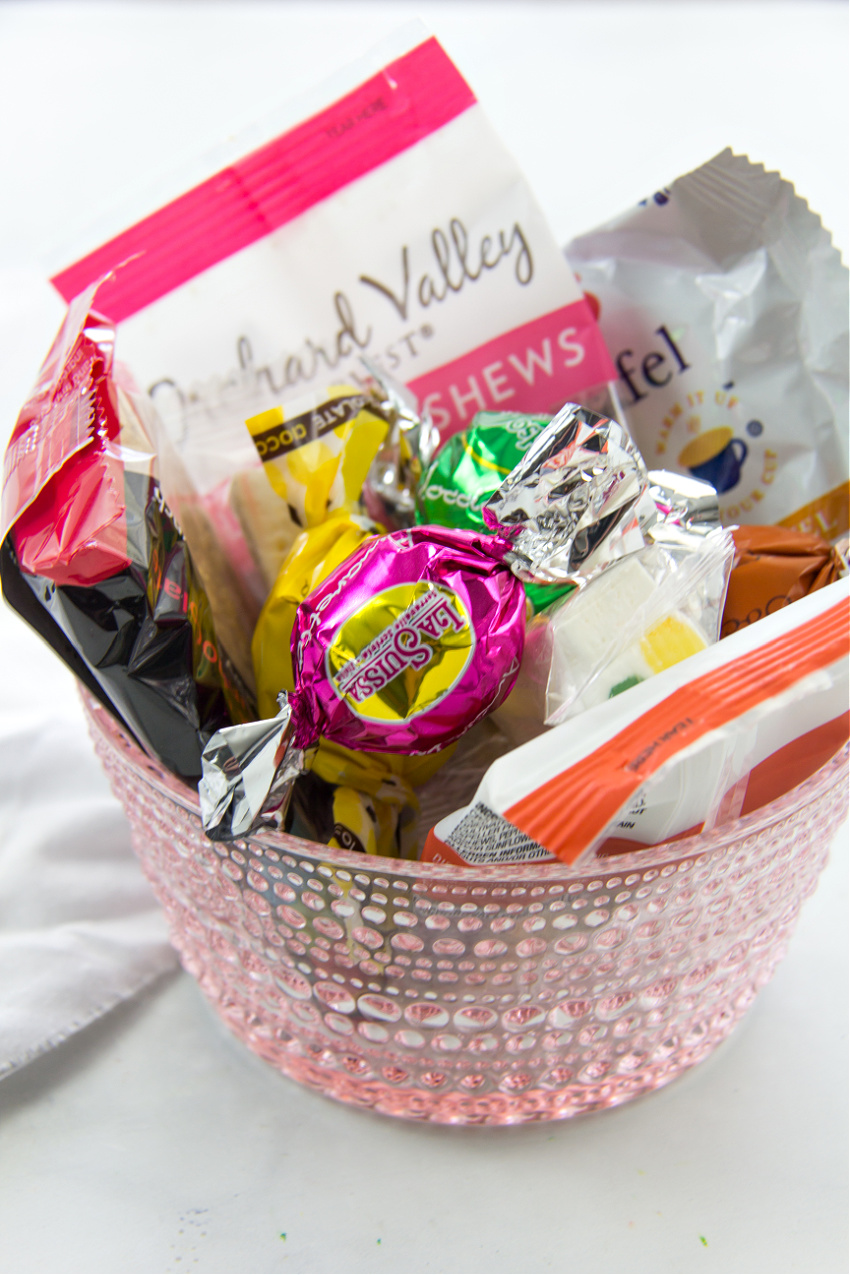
<box><xmin>0</xmin><ymin>3</ymin><xmax>847</xmax><ymax>1272</ymax></box>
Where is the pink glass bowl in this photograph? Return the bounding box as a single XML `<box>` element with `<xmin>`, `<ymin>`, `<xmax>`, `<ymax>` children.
<box><xmin>83</xmin><ymin>691</ymin><xmax>848</xmax><ymax>1126</ymax></box>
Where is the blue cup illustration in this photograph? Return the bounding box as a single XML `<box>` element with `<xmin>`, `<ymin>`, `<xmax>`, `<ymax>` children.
<box><xmin>678</xmin><ymin>428</ymin><xmax>748</xmax><ymax>494</ymax></box>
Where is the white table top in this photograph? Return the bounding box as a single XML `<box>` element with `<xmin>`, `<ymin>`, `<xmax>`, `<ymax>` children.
<box><xmin>0</xmin><ymin>3</ymin><xmax>847</xmax><ymax>1272</ymax></box>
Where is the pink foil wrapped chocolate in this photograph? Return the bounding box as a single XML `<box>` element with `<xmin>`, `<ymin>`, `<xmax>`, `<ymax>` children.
<box><xmin>291</xmin><ymin>526</ymin><xmax>526</xmax><ymax>755</ymax></box>
<box><xmin>200</xmin><ymin>526</ymin><xmax>526</xmax><ymax>840</ymax></box>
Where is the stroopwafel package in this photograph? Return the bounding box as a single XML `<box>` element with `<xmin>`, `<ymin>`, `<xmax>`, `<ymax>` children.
<box><xmin>566</xmin><ymin>149</ymin><xmax>849</xmax><ymax>540</ymax></box>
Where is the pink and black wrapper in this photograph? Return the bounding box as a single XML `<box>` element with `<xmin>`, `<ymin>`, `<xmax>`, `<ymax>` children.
<box><xmin>0</xmin><ymin>291</ymin><xmax>253</xmax><ymax>780</ymax></box>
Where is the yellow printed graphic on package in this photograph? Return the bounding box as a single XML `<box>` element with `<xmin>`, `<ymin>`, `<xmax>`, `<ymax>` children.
<box><xmin>251</xmin><ymin>510</ymin><xmax>379</xmax><ymax>719</ymax></box>
<box><xmin>245</xmin><ymin>384</ymin><xmax>388</xmax><ymax>531</ymax></box>
<box><xmin>327</xmin><ymin>582</ymin><xmax>475</xmax><ymax>724</ymax></box>
<box><xmin>779</xmin><ymin>481</ymin><xmax>850</xmax><ymax>541</ymax></box>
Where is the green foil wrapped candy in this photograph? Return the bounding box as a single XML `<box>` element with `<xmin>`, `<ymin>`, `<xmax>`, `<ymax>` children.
<box><xmin>417</xmin><ymin>411</ymin><xmax>575</xmax><ymax>613</ymax></box>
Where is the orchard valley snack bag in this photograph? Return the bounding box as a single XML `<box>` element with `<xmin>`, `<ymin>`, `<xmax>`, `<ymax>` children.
<box><xmin>50</xmin><ymin>36</ymin><xmax>613</xmax><ymax>446</ymax></box>
<box><xmin>566</xmin><ymin>150</ymin><xmax>850</xmax><ymax>539</ymax></box>
<box><xmin>47</xmin><ymin>34</ymin><xmax>615</xmax><ymax>672</ymax></box>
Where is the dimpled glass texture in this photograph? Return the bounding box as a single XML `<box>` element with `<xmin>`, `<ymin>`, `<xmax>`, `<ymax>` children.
<box><xmin>84</xmin><ymin>692</ymin><xmax>848</xmax><ymax>1126</ymax></box>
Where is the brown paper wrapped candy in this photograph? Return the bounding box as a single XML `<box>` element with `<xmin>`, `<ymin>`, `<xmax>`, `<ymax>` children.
<box><xmin>721</xmin><ymin>525</ymin><xmax>844</xmax><ymax>638</ymax></box>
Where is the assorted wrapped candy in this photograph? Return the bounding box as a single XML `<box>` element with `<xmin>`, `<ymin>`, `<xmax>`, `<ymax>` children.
<box><xmin>238</xmin><ymin>380</ymin><xmax>392</xmax><ymax>598</ymax></box>
<box><xmin>360</xmin><ymin>358</ymin><xmax>440</xmax><ymax>531</ymax></box>
<box><xmin>418</xmin><ymin>411</ymin><xmax>552</xmax><ymax>532</ymax></box>
<box><xmin>6</xmin><ymin>123</ymin><xmax>847</xmax><ymax>867</ymax></box>
<box><xmin>252</xmin><ymin>509</ymin><xmax>383</xmax><ymax>720</ymax></box>
<box><xmin>245</xmin><ymin>384</ymin><xmax>389</xmax><ymax>537</ymax></box>
<box><xmin>490</xmin><ymin>465</ymin><xmax>733</xmax><ymax>743</ymax></box>
<box><xmin>199</xmin><ymin>521</ymin><xmax>528</xmax><ymax>839</ymax></box>
<box><xmin>480</xmin><ymin>402</ymin><xmax>648</xmax><ymax>587</ymax></box>
<box><xmin>493</xmin><ymin>524</ymin><xmax>735</xmax><ymax>746</ymax></box>
<box><xmin>286</xmin><ymin>753</ymin><xmax>420</xmax><ymax>861</ymax></box>
<box><xmin>199</xmin><ymin>402</ymin><xmax>665</xmax><ymax>839</ymax></box>
<box><xmin>222</xmin><ymin>366</ymin><xmax>440</xmax><ymax>603</ymax></box>
<box><xmin>7</xmin><ymin>304</ymin><xmax>838</xmax><ymax>859</ymax></box>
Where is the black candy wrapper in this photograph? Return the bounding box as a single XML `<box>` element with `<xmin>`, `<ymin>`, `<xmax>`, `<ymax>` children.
<box><xmin>1</xmin><ymin>474</ymin><xmax>252</xmax><ymax>779</ymax></box>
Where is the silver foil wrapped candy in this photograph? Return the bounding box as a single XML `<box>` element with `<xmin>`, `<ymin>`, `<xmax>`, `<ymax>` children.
<box><xmin>199</xmin><ymin>698</ymin><xmax>303</xmax><ymax>841</ymax></box>
<box><xmin>642</xmin><ymin>469</ymin><xmax>721</xmax><ymax>550</ymax></box>
<box><xmin>481</xmin><ymin>402</ymin><xmax>649</xmax><ymax>586</ymax></box>
<box><xmin>359</xmin><ymin>357</ymin><xmax>440</xmax><ymax>528</ymax></box>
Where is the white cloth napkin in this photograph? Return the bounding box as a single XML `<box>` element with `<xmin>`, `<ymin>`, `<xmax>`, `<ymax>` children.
<box><xmin>0</xmin><ymin>601</ymin><xmax>179</xmax><ymax>1081</ymax></box>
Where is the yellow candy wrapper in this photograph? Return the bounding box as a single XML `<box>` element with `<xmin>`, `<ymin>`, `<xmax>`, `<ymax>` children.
<box><xmin>286</xmin><ymin>768</ymin><xmax>419</xmax><ymax>860</ymax></box>
<box><xmin>252</xmin><ymin>509</ymin><xmax>380</xmax><ymax>718</ymax></box>
<box><xmin>287</xmin><ymin>733</ymin><xmax>446</xmax><ymax>859</ymax></box>
<box><xmin>245</xmin><ymin>385</ymin><xmax>389</xmax><ymax>533</ymax></box>
<box><xmin>310</xmin><ymin>735</ymin><xmax>453</xmax><ymax>796</ymax></box>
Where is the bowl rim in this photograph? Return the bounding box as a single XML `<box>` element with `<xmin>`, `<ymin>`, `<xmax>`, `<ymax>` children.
<box><xmin>81</xmin><ymin>686</ymin><xmax>849</xmax><ymax>883</ymax></box>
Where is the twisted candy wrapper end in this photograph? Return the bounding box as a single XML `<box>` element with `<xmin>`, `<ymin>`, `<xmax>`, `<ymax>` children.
<box><xmin>199</xmin><ymin>694</ymin><xmax>304</xmax><ymax>841</ymax></box>
<box><xmin>360</xmin><ymin>356</ymin><xmax>440</xmax><ymax>526</ymax></box>
<box><xmin>642</xmin><ymin>469</ymin><xmax>721</xmax><ymax>548</ymax></box>
<box><xmin>481</xmin><ymin>402</ymin><xmax>649</xmax><ymax>587</ymax></box>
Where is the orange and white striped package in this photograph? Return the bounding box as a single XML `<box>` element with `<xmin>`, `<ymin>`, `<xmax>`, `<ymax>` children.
<box><xmin>422</xmin><ymin>578</ymin><xmax>849</xmax><ymax>867</ymax></box>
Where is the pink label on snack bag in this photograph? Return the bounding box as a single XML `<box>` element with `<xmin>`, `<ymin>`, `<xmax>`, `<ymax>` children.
<box><xmin>51</xmin><ymin>40</ymin><xmax>475</xmax><ymax>323</ymax></box>
<box><xmin>408</xmin><ymin>299</ymin><xmax>615</xmax><ymax>437</ymax></box>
